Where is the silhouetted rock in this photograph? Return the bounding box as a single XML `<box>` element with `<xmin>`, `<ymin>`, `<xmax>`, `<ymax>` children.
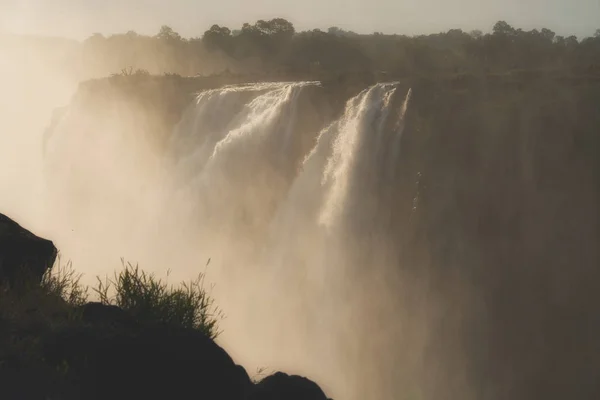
<box><xmin>38</xmin><ymin>314</ymin><xmax>253</xmax><ymax>400</ymax></box>
<box><xmin>2</xmin><ymin>291</ymin><xmax>333</xmax><ymax>400</ymax></box>
<box><xmin>0</xmin><ymin>213</ymin><xmax>57</xmax><ymax>289</ymax></box>
<box><xmin>249</xmin><ymin>372</ymin><xmax>331</xmax><ymax>400</ymax></box>
<box><xmin>78</xmin><ymin>301</ymin><xmax>134</xmax><ymax>327</ymax></box>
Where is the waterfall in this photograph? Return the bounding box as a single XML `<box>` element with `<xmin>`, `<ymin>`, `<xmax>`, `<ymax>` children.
<box><xmin>40</xmin><ymin>79</ymin><xmax>415</xmax><ymax>400</ymax></box>
<box><xmin>163</xmin><ymin>81</ymin><xmax>320</xmax><ymax>261</ymax></box>
<box><xmin>266</xmin><ymin>82</ymin><xmax>411</xmax><ymax>263</ymax></box>
<box><xmin>154</xmin><ymin>81</ymin><xmax>414</xmax><ymax>400</ymax></box>
<box><xmin>168</xmin><ymin>81</ymin><xmax>318</xmax><ymax>183</ymax></box>
<box><xmin>240</xmin><ymin>83</ymin><xmax>414</xmax><ymax>400</ymax></box>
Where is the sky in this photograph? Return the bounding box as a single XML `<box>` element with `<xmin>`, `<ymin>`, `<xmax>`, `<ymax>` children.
<box><xmin>0</xmin><ymin>0</ymin><xmax>598</xmax><ymax>39</ymax></box>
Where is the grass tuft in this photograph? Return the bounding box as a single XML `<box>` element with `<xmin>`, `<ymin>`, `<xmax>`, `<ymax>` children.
<box><xmin>93</xmin><ymin>258</ymin><xmax>223</xmax><ymax>338</ymax></box>
<box><xmin>40</xmin><ymin>254</ymin><xmax>89</xmax><ymax>307</ymax></box>
<box><xmin>2</xmin><ymin>256</ymin><xmax>223</xmax><ymax>340</ymax></box>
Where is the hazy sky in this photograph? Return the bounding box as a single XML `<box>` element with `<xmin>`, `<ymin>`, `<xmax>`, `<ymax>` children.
<box><xmin>1</xmin><ymin>0</ymin><xmax>598</xmax><ymax>39</ymax></box>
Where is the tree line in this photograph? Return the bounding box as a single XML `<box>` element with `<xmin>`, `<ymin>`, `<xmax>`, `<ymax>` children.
<box><xmin>8</xmin><ymin>19</ymin><xmax>600</xmax><ymax>79</ymax></box>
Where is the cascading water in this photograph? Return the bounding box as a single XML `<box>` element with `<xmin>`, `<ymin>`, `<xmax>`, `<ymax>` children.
<box><xmin>251</xmin><ymin>83</ymin><xmax>414</xmax><ymax>400</ymax></box>
<box><xmin>167</xmin><ymin>82</ymin><xmax>301</xmax><ymax>183</ymax></box>
<box><xmin>168</xmin><ymin>81</ymin><xmax>318</xmax><ymax>179</ymax></box>
<box><xmin>41</xmin><ymin>80</ymin><xmax>319</xmax><ymax>282</ymax></box>
<box><xmin>162</xmin><ymin>81</ymin><xmax>320</xmax><ymax>265</ymax></box>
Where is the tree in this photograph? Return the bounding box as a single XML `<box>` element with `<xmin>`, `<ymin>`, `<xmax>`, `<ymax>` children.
<box><xmin>156</xmin><ymin>25</ymin><xmax>181</xmax><ymax>42</ymax></box>
<box><xmin>327</xmin><ymin>27</ymin><xmax>358</xmax><ymax>37</ymax></box>
<box><xmin>469</xmin><ymin>30</ymin><xmax>483</xmax><ymax>40</ymax></box>
<box><xmin>540</xmin><ymin>28</ymin><xmax>556</xmax><ymax>43</ymax></box>
<box><xmin>255</xmin><ymin>18</ymin><xmax>295</xmax><ymax>38</ymax></box>
<box><xmin>493</xmin><ymin>21</ymin><xmax>515</xmax><ymax>36</ymax></box>
<box><xmin>67</xmin><ymin>19</ymin><xmax>600</xmax><ymax>79</ymax></box>
<box><xmin>565</xmin><ymin>35</ymin><xmax>579</xmax><ymax>46</ymax></box>
<box><xmin>85</xmin><ymin>33</ymin><xmax>106</xmax><ymax>45</ymax></box>
<box><xmin>328</xmin><ymin>27</ymin><xmax>343</xmax><ymax>36</ymax></box>
<box><xmin>202</xmin><ymin>25</ymin><xmax>232</xmax><ymax>52</ymax></box>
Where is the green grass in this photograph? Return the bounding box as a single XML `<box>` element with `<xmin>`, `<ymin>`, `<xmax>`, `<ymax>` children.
<box><xmin>0</xmin><ymin>256</ymin><xmax>226</xmax><ymax>399</ymax></box>
<box><xmin>40</xmin><ymin>255</ymin><xmax>89</xmax><ymax>307</ymax></box>
<box><xmin>94</xmin><ymin>259</ymin><xmax>223</xmax><ymax>338</ymax></box>
<box><xmin>27</xmin><ymin>255</ymin><xmax>223</xmax><ymax>338</ymax></box>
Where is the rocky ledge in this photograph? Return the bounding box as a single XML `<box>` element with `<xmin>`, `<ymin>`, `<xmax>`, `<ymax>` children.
<box><xmin>0</xmin><ymin>212</ymin><xmax>331</xmax><ymax>400</ymax></box>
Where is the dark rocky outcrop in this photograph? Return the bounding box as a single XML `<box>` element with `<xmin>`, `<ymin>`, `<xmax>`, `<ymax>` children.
<box><xmin>0</xmin><ymin>209</ymin><xmax>329</xmax><ymax>400</ymax></box>
<box><xmin>250</xmin><ymin>372</ymin><xmax>331</xmax><ymax>400</ymax></box>
<box><xmin>0</xmin><ymin>213</ymin><xmax>57</xmax><ymax>289</ymax></box>
<box><xmin>1</xmin><ymin>300</ymin><xmax>331</xmax><ymax>400</ymax></box>
<box><xmin>40</xmin><ymin>322</ymin><xmax>253</xmax><ymax>400</ymax></box>
<box><xmin>78</xmin><ymin>301</ymin><xmax>136</xmax><ymax>327</ymax></box>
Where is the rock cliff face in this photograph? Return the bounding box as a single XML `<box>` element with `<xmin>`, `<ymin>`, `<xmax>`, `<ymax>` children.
<box><xmin>41</xmin><ymin>72</ymin><xmax>381</xmax><ymax>161</ymax></box>
<box><xmin>397</xmin><ymin>72</ymin><xmax>600</xmax><ymax>400</ymax></box>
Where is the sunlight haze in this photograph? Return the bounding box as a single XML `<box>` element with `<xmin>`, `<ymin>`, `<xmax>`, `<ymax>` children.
<box><xmin>0</xmin><ymin>0</ymin><xmax>599</xmax><ymax>398</ymax></box>
<box><xmin>1</xmin><ymin>0</ymin><xmax>598</xmax><ymax>39</ymax></box>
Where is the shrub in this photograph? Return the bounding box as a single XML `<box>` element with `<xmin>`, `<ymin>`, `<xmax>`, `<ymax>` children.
<box><xmin>111</xmin><ymin>66</ymin><xmax>151</xmax><ymax>77</ymax></box>
<box><xmin>93</xmin><ymin>259</ymin><xmax>223</xmax><ymax>338</ymax></box>
<box><xmin>40</xmin><ymin>254</ymin><xmax>89</xmax><ymax>307</ymax></box>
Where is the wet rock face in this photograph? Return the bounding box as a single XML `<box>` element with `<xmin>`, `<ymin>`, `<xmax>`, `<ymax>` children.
<box><xmin>0</xmin><ymin>213</ymin><xmax>57</xmax><ymax>289</ymax></box>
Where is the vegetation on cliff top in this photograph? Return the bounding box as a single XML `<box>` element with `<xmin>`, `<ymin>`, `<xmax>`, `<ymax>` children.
<box><xmin>4</xmin><ymin>20</ymin><xmax>599</xmax><ymax>80</ymax></box>
<box><xmin>0</xmin><ymin>256</ymin><xmax>227</xmax><ymax>398</ymax></box>
<box><xmin>36</xmin><ymin>256</ymin><xmax>223</xmax><ymax>337</ymax></box>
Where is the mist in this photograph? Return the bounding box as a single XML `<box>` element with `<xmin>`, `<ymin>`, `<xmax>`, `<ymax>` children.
<box><xmin>1</xmin><ymin>11</ymin><xmax>599</xmax><ymax>400</ymax></box>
